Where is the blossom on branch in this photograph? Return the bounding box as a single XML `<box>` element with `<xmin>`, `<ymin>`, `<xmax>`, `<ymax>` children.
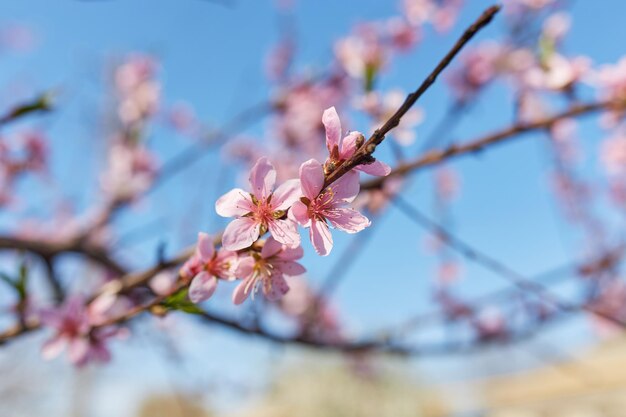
<box><xmin>232</xmin><ymin>237</ymin><xmax>305</xmax><ymax>304</ymax></box>
<box><xmin>180</xmin><ymin>232</ymin><xmax>237</xmax><ymax>303</ymax></box>
<box><xmin>322</xmin><ymin>106</ymin><xmax>390</xmax><ymax>177</ymax></box>
<box><xmin>291</xmin><ymin>159</ymin><xmax>370</xmax><ymax>256</ymax></box>
<box><xmin>216</xmin><ymin>157</ymin><xmax>301</xmax><ymax>250</ymax></box>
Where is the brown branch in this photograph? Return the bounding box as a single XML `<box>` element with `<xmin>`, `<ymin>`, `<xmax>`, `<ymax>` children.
<box><xmin>390</xmin><ymin>195</ymin><xmax>626</xmax><ymax>328</ymax></box>
<box><xmin>362</xmin><ymin>100</ymin><xmax>616</xmax><ymax>191</ymax></box>
<box><xmin>323</xmin><ymin>4</ymin><xmax>501</xmax><ymax>188</ymax></box>
<box><xmin>0</xmin><ymin>235</ymin><xmax>126</xmax><ymax>275</ymax></box>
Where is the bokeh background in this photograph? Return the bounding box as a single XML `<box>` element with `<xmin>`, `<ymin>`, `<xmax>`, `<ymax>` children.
<box><xmin>1</xmin><ymin>0</ymin><xmax>626</xmax><ymax>416</ymax></box>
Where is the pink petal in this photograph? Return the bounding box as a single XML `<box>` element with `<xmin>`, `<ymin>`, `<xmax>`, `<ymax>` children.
<box><xmin>189</xmin><ymin>271</ymin><xmax>218</xmax><ymax>303</ymax></box>
<box><xmin>268</xmin><ymin>218</ymin><xmax>300</xmax><ymax>248</ymax></box>
<box><xmin>310</xmin><ymin>219</ymin><xmax>333</xmax><ymax>256</ymax></box>
<box><xmin>264</xmin><ymin>273</ymin><xmax>290</xmax><ymax>301</ymax></box>
<box><xmin>299</xmin><ymin>159</ymin><xmax>324</xmax><ymax>200</ymax></box>
<box><xmin>232</xmin><ymin>279</ymin><xmax>252</xmax><ymax>305</ymax></box>
<box><xmin>261</xmin><ymin>236</ymin><xmax>284</xmax><ymax>258</ymax></box>
<box><xmin>215</xmin><ymin>188</ymin><xmax>254</xmax><ymax>217</ymax></box>
<box><xmin>249</xmin><ymin>157</ymin><xmax>276</xmax><ymax>199</ymax></box>
<box><xmin>272</xmin><ymin>178</ymin><xmax>302</xmax><ymax>211</ymax></box>
<box><xmin>338</xmin><ymin>131</ymin><xmax>362</xmax><ymax>159</ymax></box>
<box><xmin>356</xmin><ymin>160</ymin><xmax>391</xmax><ymax>176</ymax></box>
<box><xmin>197</xmin><ymin>232</ymin><xmax>215</xmax><ymax>261</ymax></box>
<box><xmin>323</xmin><ymin>107</ymin><xmax>342</xmax><ymax>154</ymax></box>
<box><xmin>235</xmin><ymin>256</ymin><xmax>256</xmax><ymax>281</ymax></box>
<box><xmin>276</xmin><ymin>260</ymin><xmax>306</xmax><ymax>276</ymax></box>
<box><xmin>326</xmin><ymin>208</ymin><xmax>371</xmax><ymax>233</ymax></box>
<box><xmin>221</xmin><ymin>218</ymin><xmax>260</xmax><ymax>251</ymax></box>
<box><xmin>289</xmin><ymin>200</ymin><xmax>310</xmax><ymax>226</ymax></box>
<box><xmin>329</xmin><ymin>170</ymin><xmax>360</xmax><ymax>202</ymax></box>
<box><xmin>68</xmin><ymin>338</ymin><xmax>90</xmax><ymax>365</ymax></box>
<box><xmin>41</xmin><ymin>335</ymin><xmax>67</xmax><ymax>360</ymax></box>
<box><xmin>276</xmin><ymin>244</ymin><xmax>304</xmax><ymax>261</ymax></box>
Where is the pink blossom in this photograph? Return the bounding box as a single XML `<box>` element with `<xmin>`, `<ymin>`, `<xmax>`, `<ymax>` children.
<box><xmin>100</xmin><ymin>142</ymin><xmax>159</xmax><ymax>200</ymax></box>
<box><xmin>290</xmin><ymin>159</ymin><xmax>370</xmax><ymax>256</ymax></box>
<box><xmin>322</xmin><ymin>106</ymin><xmax>390</xmax><ymax>176</ymax></box>
<box><xmin>386</xmin><ymin>18</ymin><xmax>419</xmax><ymax>51</ymax></box>
<box><xmin>335</xmin><ymin>24</ymin><xmax>386</xmax><ymax>81</ymax></box>
<box><xmin>179</xmin><ymin>232</ymin><xmax>237</xmax><ymax>303</ymax></box>
<box><xmin>40</xmin><ymin>296</ymin><xmax>126</xmax><ymax>367</ymax></box>
<box><xmin>600</xmin><ymin>132</ymin><xmax>626</xmax><ymax>176</ymax></box>
<box><xmin>216</xmin><ymin>157</ymin><xmax>301</xmax><ymax>250</ymax></box>
<box><xmin>524</xmin><ymin>54</ymin><xmax>590</xmax><ymax>91</ymax></box>
<box><xmin>232</xmin><ymin>237</ymin><xmax>305</xmax><ymax>304</ymax></box>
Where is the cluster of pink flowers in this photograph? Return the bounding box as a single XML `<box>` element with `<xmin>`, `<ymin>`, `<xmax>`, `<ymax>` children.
<box><xmin>40</xmin><ymin>295</ymin><xmax>128</xmax><ymax>366</ymax></box>
<box><xmin>182</xmin><ymin>106</ymin><xmax>389</xmax><ymax>305</ymax></box>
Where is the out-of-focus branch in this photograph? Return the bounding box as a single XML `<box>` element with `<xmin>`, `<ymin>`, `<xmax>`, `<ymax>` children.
<box><xmin>0</xmin><ymin>235</ymin><xmax>126</xmax><ymax>275</ymax></box>
<box><xmin>390</xmin><ymin>195</ymin><xmax>626</xmax><ymax>328</ymax></box>
<box><xmin>362</xmin><ymin>100</ymin><xmax>620</xmax><ymax>191</ymax></box>
<box><xmin>0</xmin><ymin>92</ymin><xmax>54</xmax><ymax>128</ymax></box>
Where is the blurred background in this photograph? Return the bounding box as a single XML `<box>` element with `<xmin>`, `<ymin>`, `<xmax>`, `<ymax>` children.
<box><xmin>0</xmin><ymin>0</ymin><xmax>626</xmax><ymax>416</ymax></box>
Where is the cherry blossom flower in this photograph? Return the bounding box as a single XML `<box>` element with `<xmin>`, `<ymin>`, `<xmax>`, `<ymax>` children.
<box><xmin>216</xmin><ymin>157</ymin><xmax>301</xmax><ymax>250</ymax></box>
<box><xmin>600</xmin><ymin>131</ymin><xmax>626</xmax><ymax>176</ymax></box>
<box><xmin>40</xmin><ymin>296</ymin><xmax>126</xmax><ymax>367</ymax></box>
<box><xmin>290</xmin><ymin>159</ymin><xmax>370</xmax><ymax>256</ymax></box>
<box><xmin>179</xmin><ymin>232</ymin><xmax>237</xmax><ymax>303</ymax></box>
<box><xmin>232</xmin><ymin>237</ymin><xmax>305</xmax><ymax>304</ymax></box>
<box><xmin>334</xmin><ymin>24</ymin><xmax>386</xmax><ymax>82</ymax></box>
<box><xmin>322</xmin><ymin>106</ymin><xmax>390</xmax><ymax>176</ymax></box>
<box><xmin>100</xmin><ymin>142</ymin><xmax>159</xmax><ymax>201</ymax></box>
<box><xmin>524</xmin><ymin>54</ymin><xmax>590</xmax><ymax>91</ymax></box>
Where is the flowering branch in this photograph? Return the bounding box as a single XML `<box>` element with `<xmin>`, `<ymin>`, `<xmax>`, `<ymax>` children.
<box><xmin>323</xmin><ymin>5</ymin><xmax>502</xmax><ymax>188</ymax></box>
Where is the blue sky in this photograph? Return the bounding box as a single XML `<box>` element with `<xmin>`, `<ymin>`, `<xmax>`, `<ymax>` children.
<box><xmin>0</xmin><ymin>0</ymin><xmax>625</xmax><ymax>415</ymax></box>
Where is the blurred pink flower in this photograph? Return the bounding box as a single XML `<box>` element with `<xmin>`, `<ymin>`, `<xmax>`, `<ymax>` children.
<box><xmin>216</xmin><ymin>157</ymin><xmax>301</xmax><ymax>250</ymax></box>
<box><xmin>40</xmin><ymin>295</ymin><xmax>127</xmax><ymax>367</ymax></box>
<box><xmin>290</xmin><ymin>159</ymin><xmax>369</xmax><ymax>256</ymax></box>
<box><xmin>232</xmin><ymin>237</ymin><xmax>305</xmax><ymax>304</ymax></box>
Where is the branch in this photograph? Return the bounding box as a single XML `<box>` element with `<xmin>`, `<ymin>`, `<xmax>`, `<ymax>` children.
<box><xmin>323</xmin><ymin>4</ymin><xmax>501</xmax><ymax>188</ymax></box>
<box><xmin>362</xmin><ymin>100</ymin><xmax>617</xmax><ymax>191</ymax></box>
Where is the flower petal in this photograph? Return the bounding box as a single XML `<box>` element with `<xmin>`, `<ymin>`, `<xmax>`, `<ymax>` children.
<box><xmin>41</xmin><ymin>335</ymin><xmax>67</xmax><ymax>360</ymax></box>
<box><xmin>232</xmin><ymin>279</ymin><xmax>252</xmax><ymax>305</ymax></box>
<box><xmin>326</xmin><ymin>207</ymin><xmax>371</xmax><ymax>233</ymax></box>
<box><xmin>221</xmin><ymin>218</ymin><xmax>260</xmax><ymax>251</ymax></box>
<box><xmin>268</xmin><ymin>218</ymin><xmax>300</xmax><ymax>248</ymax></box>
<box><xmin>339</xmin><ymin>131</ymin><xmax>362</xmax><ymax>159</ymax></box>
<box><xmin>272</xmin><ymin>179</ymin><xmax>302</xmax><ymax>211</ymax></box>
<box><xmin>197</xmin><ymin>232</ymin><xmax>215</xmax><ymax>261</ymax></box>
<box><xmin>264</xmin><ymin>273</ymin><xmax>290</xmax><ymax>301</ymax></box>
<box><xmin>189</xmin><ymin>271</ymin><xmax>218</xmax><ymax>303</ymax></box>
<box><xmin>289</xmin><ymin>200</ymin><xmax>310</xmax><ymax>227</ymax></box>
<box><xmin>310</xmin><ymin>219</ymin><xmax>333</xmax><ymax>256</ymax></box>
<box><xmin>260</xmin><ymin>236</ymin><xmax>284</xmax><ymax>258</ymax></box>
<box><xmin>299</xmin><ymin>159</ymin><xmax>324</xmax><ymax>200</ymax></box>
<box><xmin>323</xmin><ymin>107</ymin><xmax>342</xmax><ymax>154</ymax></box>
<box><xmin>276</xmin><ymin>260</ymin><xmax>306</xmax><ymax>276</ymax></box>
<box><xmin>249</xmin><ymin>157</ymin><xmax>276</xmax><ymax>199</ymax></box>
<box><xmin>215</xmin><ymin>188</ymin><xmax>254</xmax><ymax>217</ymax></box>
<box><xmin>68</xmin><ymin>338</ymin><xmax>90</xmax><ymax>366</ymax></box>
<box><xmin>356</xmin><ymin>160</ymin><xmax>391</xmax><ymax>176</ymax></box>
<box><xmin>329</xmin><ymin>170</ymin><xmax>360</xmax><ymax>202</ymax></box>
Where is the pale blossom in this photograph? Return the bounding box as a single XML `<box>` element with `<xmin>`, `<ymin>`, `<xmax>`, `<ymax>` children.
<box><xmin>180</xmin><ymin>232</ymin><xmax>237</xmax><ymax>303</ymax></box>
<box><xmin>322</xmin><ymin>106</ymin><xmax>390</xmax><ymax>176</ymax></box>
<box><xmin>290</xmin><ymin>159</ymin><xmax>370</xmax><ymax>256</ymax></box>
<box><xmin>216</xmin><ymin>157</ymin><xmax>301</xmax><ymax>250</ymax></box>
<box><xmin>232</xmin><ymin>237</ymin><xmax>305</xmax><ymax>304</ymax></box>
